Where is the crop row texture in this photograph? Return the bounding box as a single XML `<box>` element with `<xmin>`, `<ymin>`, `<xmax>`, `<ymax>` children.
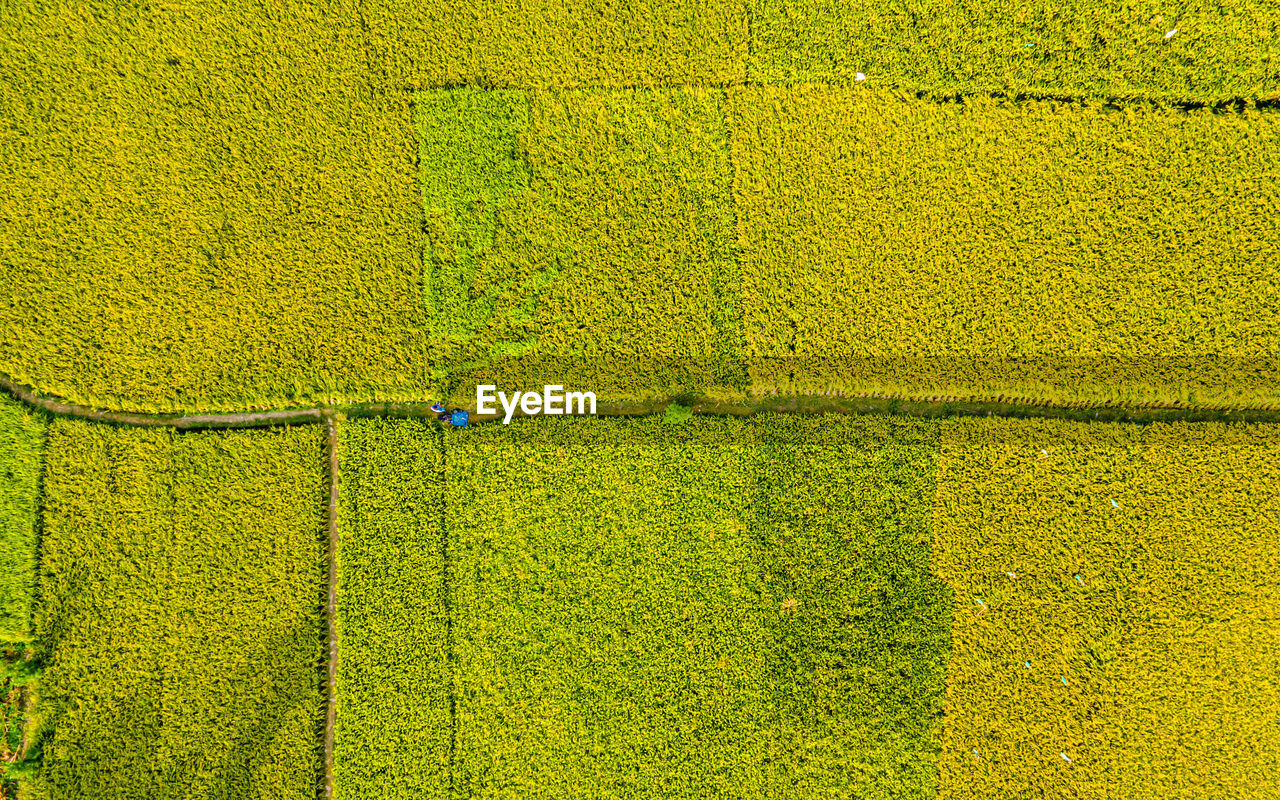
<box><xmin>334</xmin><ymin>417</ymin><xmax>449</xmax><ymax>800</ymax></box>
<box><xmin>419</xmin><ymin>87</ymin><xmax>746</xmax><ymax>399</ymax></box>
<box><xmin>30</xmin><ymin>420</ymin><xmax>326</xmax><ymax>799</ymax></box>
<box><xmin>730</xmin><ymin>85</ymin><xmax>1280</xmax><ymax>406</ymax></box>
<box><xmin>425</xmin><ymin>85</ymin><xmax>1280</xmax><ymax>407</ymax></box>
<box><xmin>12</xmin><ymin>413</ymin><xmax>1280</xmax><ymax>796</ymax></box>
<box><xmin>3</xmin><ymin>3</ymin><xmax>1278</xmax><ymax>414</ymax></box>
<box><xmin>370</xmin><ymin>0</ymin><xmax>1278</xmax><ymax>102</ymax></box>
<box><xmin>0</xmin><ymin>396</ymin><xmax>44</xmax><ymax>642</ymax></box>
<box><xmin>932</xmin><ymin>419</ymin><xmax>1280</xmax><ymax>798</ymax></box>
<box><xmin>749</xmin><ymin>0</ymin><xmax>1280</xmax><ymax>103</ymax></box>
<box><xmin>337</xmin><ymin>415</ymin><xmax>951</xmax><ymax>798</ymax></box>
<box><xmin>0</xmin><ymin>1</ymin><xmax>430</xmax><ymax>412</ymax></box>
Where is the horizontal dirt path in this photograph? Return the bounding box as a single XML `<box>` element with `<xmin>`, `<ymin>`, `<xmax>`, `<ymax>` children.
<box><xmin>4</xmin><ymin>370</ymin><xmax>1279</xmax><ymax>430</ymax></box>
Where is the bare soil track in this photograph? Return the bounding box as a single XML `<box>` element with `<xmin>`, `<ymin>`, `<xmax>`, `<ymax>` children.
<box><xmin>4</xmin><ymin>371</ymin><xmax>1279</xmax><ymax>431</ymax></box>
<box><xmin>322</xmin><ymin>415</ymin><xmax>339</xmax><ymax>800</ymax></box>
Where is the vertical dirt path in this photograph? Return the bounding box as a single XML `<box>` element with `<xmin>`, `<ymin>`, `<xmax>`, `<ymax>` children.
<box><xmin>322</xmin><ymin>413</ymin><xmax>340</xmax><ymax>800</ymax></box>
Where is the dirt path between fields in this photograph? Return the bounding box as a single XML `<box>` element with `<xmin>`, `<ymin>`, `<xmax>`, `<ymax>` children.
<box><xmin>5</xmin><ymin>370</ymin><xmax>1279</xmax><ymax>430</ymax></box>
<box><xmin>321</xmin><ymin>414</ymin><xmax>340</xmax><ymax>800</ymax></box>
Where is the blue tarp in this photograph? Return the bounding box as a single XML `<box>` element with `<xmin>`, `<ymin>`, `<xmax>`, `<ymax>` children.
<box><xmin>449</xmin><ymin>409</ymin><xmax>469</xmax><ymax>428</ymax></box>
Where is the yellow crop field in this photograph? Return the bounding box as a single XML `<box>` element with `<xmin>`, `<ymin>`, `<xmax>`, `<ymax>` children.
<box><xmin>365</xmin><ymin>0</ymin><xmax>748</xmax><ymax>89</ymax></box>
<box><xmin>730</xmin><ymin>85</ymin><xmax>1280</xmax><ymax>407</ymax></box>
<box><xmin>0</xmin><ymin>0</ymin><xmax>429</xmax><ymax>413</ymax></box>
<box><xmin>932</xmin><ymin>419</ymin><xmax>1280</xmax><ymax>798</ymax></box>
<box><xmin>5</xmin><ymin>4</ymin><xmax>1280</xmax><ymax>413</ymax></box>
<box><xmin>751</xmin><ymin>0</ymin><xmax>1280</xmax><ymax>103</ymax></box>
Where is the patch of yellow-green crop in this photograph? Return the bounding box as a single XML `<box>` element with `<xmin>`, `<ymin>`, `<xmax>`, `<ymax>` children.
<box><xmin>334</xmin><ymin>417</ymin><xmax>449</xmax><ymax>800</ymax></box>
<box><xmin>365</xmin><ymin>0</ymin><xmax>748</xmax><ymax>89</ymax></box>
<box><xmin>0</xmin><ymin>396</ymin><xmax>44</xmax><ymax>643</ymax></box>
<box><xmin>933</xmin><ymin>419</ymin><xmax>1280</xmax><ymax>798</ymax></box>
<box><xmin>440</xmin><ymin>415</ymin><xmax>947</xmax><ymax>798</ymax></box>
<box><xmin>28</xmin><ymin>420</ymin><xmax>326</xmax><ymax>799</ymax></box>
<box><xmin>421</xmin><ymin>88</ymin><xmax>745</xmax><ymax>399</ymax></box>
<box><xmin>730</xmin><ymin>85</ymin><xmax>1280</xmax><ymax>407</ymax></box>
<box><xmin>335</xmin><ymin>415</ymin><xmax>950</xmax><ymax>797</ymax></box>
<box><xmin>751</xmin><ymin>0</ymin><xmax>1280</xmax><ymax>103</ymax></box>
<box><xmin>0</xmin><ymin>1</ymin><xmax>428</xmax><ymax>413</ymax></box>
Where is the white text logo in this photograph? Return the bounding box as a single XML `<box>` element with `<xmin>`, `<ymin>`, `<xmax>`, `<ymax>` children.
<box><xmin>475</xmin><ymin>385</ymin><xmax>597</xmax><ymax>424</ymax></box>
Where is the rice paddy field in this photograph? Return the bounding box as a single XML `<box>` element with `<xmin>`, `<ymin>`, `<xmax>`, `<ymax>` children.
<box><xmin>1</xmin><ymin>1</ymin><xmax>1278</xmax><ymax>798</ymax></box>
<box><xmin>0</xmin><ymin>411</ymin><xmax>1273</xmax><ymax>797</ymax></box>
<box><xmin>30</xmin><ymin>421</ymin><xmax>327</xmax><ymax>799</ymax></box>
<box><xmin>3</xmin><ymin>1</ymin><xmax>1279</xmax><ymax>409</ymax></box>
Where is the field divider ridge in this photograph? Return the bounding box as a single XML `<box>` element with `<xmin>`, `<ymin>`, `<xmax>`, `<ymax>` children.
<box><xmin>394</xmin><ymin>81</ymin><xmax>1280</xmax><ymax>115</ymax></box>
<box><xmin>4</xmin><ymin>371</ymin><xmax>1280</xmax><ymax>429</ymax></box>
<box><xmin>321</xmin><ymin>413</ymin><xmax>340</xmax><ymax>800</ymax></box>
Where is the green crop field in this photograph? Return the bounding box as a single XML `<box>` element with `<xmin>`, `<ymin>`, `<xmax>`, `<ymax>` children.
<box><xmin>0</xmin><ymin>408</ymin><xmax>1277</xmax><ymax>796</ymax></box>
<box><xmin>29</xmin><ymin>420</ymin><xmax>326</xmax><ymax>799</ymax></box>
<box><xmin>421</xmin><ymin>87</ymin><xmax>745</xmax><ymax>399</ymax></box>
<box><xmin>0</xmin><ymin>396</ymin><xmax>44</xmax><ymax>642</ymax></box>
<box><xmin>933</xmin><ymin>419</ymin><xmax>1280</xmax><ymax>798</ymax></box>
<box><xmin>337</xmin><ymin>415</ymin><xmax>951</xmax><ymax>798</ymax></box>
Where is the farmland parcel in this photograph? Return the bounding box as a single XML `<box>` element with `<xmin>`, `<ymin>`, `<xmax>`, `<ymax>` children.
<box><xmin>419</xmin><ymin>86</ymin><xmax>1280</xmax><ymax>408</ymax></box>
<box><xmin>0</xmin><ymin>1</ymin><xmax>428</xmax><ymax>412</ymax></box>
<box><xmin>0</xmin><ymin>395</ymin><xmax>44</xmax><ymax>642</ymax></box>
<box><xmin>750</xmin><ymin>0</ymin><xmax>1280</xmax><ymax>102</ymax></box>
<box><xmin>334</xmin><ymin>418</ymin><xmax>450</xmax><ymax>799</ymax></box>
<box><xmin>1</xmin><ymin>408</ymin><xmax>1277</xmax><ymax>797</ymax></box>
<box><xmin>4</xmin><ymin>3</ymin><xmax>1280</xmax><ymax>412</ymax></box>
<box><xmin>730</xmin><ymin>86</ymin><xmax>1280</xmax><ymax>407</ymax></box>
<box><xmin>420</xmin><ymin>87</ymin><xmax>745</xmax><ymax>399</ymax></box>
<box><xmin>336</xmin><ymin>416</ymin><xmax>951</xmax><ymax>799</ymax></box>
<box><xmin>31</xmin><ymin>421</ymin><xmax>326</xmax><ymax>799</ymax></box>
<box><xmin>933</xmin><ymin>419</ymin><xmax>1280</xmax><ymax>798</ymax></box>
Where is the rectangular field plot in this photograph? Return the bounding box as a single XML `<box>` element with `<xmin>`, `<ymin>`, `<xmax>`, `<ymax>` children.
<box><xmin>0</xmin><ymin>395</ymin><xmax>44</xmax><ymax>641</ymax></box>
<box><xmin>336</xmin><ymin>416</ymin><xmax>951</xmax><ymax>798</ymax></box>
<box><xmin>0</xmin><ymin>2</ymin><xmax>428</xmax><ymax>412</ymax></box>
<box><xmin>419</xmin><ymin>87</ymin><xmax>745</xmax><ymax>400</ymax></box>
<box><xmin>334</xmin><ymin>418</ymin><xmax>449</xmax><ymax>800</ymax></box>
<box><xmin>730</xmin><ymin>86</ymin><xmax>1280</xmax><ymax>407</ymax></box>
<box><xmin>933</xmin><ymin>419</ymin><xmax>1280</xmax><ymax>799</ymax></box>
<box><xmin>750</xmin><ymin>0</ymin><xmax>1280</xmax><ymax>103</ymax></box>
<box><xmin>366</xmin><ymin>0</ymin><xmax>747</xmax><ymax>89</ymax></box>
<box><xmin>33</xmin><ymin>421</ymin><xmax>326</xmax><ymax>800</ymax></box>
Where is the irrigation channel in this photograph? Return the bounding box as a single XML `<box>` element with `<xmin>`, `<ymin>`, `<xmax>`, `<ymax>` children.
<box><xmin>4</xmin><ymin>369</ymin><xmax>1280</xmax><ymax>798</ymax></box>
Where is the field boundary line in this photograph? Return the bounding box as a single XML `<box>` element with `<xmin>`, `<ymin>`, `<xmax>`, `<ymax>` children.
<box><xmin>392</xmin><ymin>81</ymin><xmax>1280</xmax><ymax>113</ymax></box>
<box><xmin>321</xmin><ymin>414</ymin><xmax>340</xmax><ymax>800</ymax></box>
<box><xmin>438</xmin><ymin>426</ymin><xmax>457</xmax><ymax>795</ymax></box>
<box><xmin>4</xmin><ymin>371</ymin><xmax>1280</xmax><ymax>429</ymax></box>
